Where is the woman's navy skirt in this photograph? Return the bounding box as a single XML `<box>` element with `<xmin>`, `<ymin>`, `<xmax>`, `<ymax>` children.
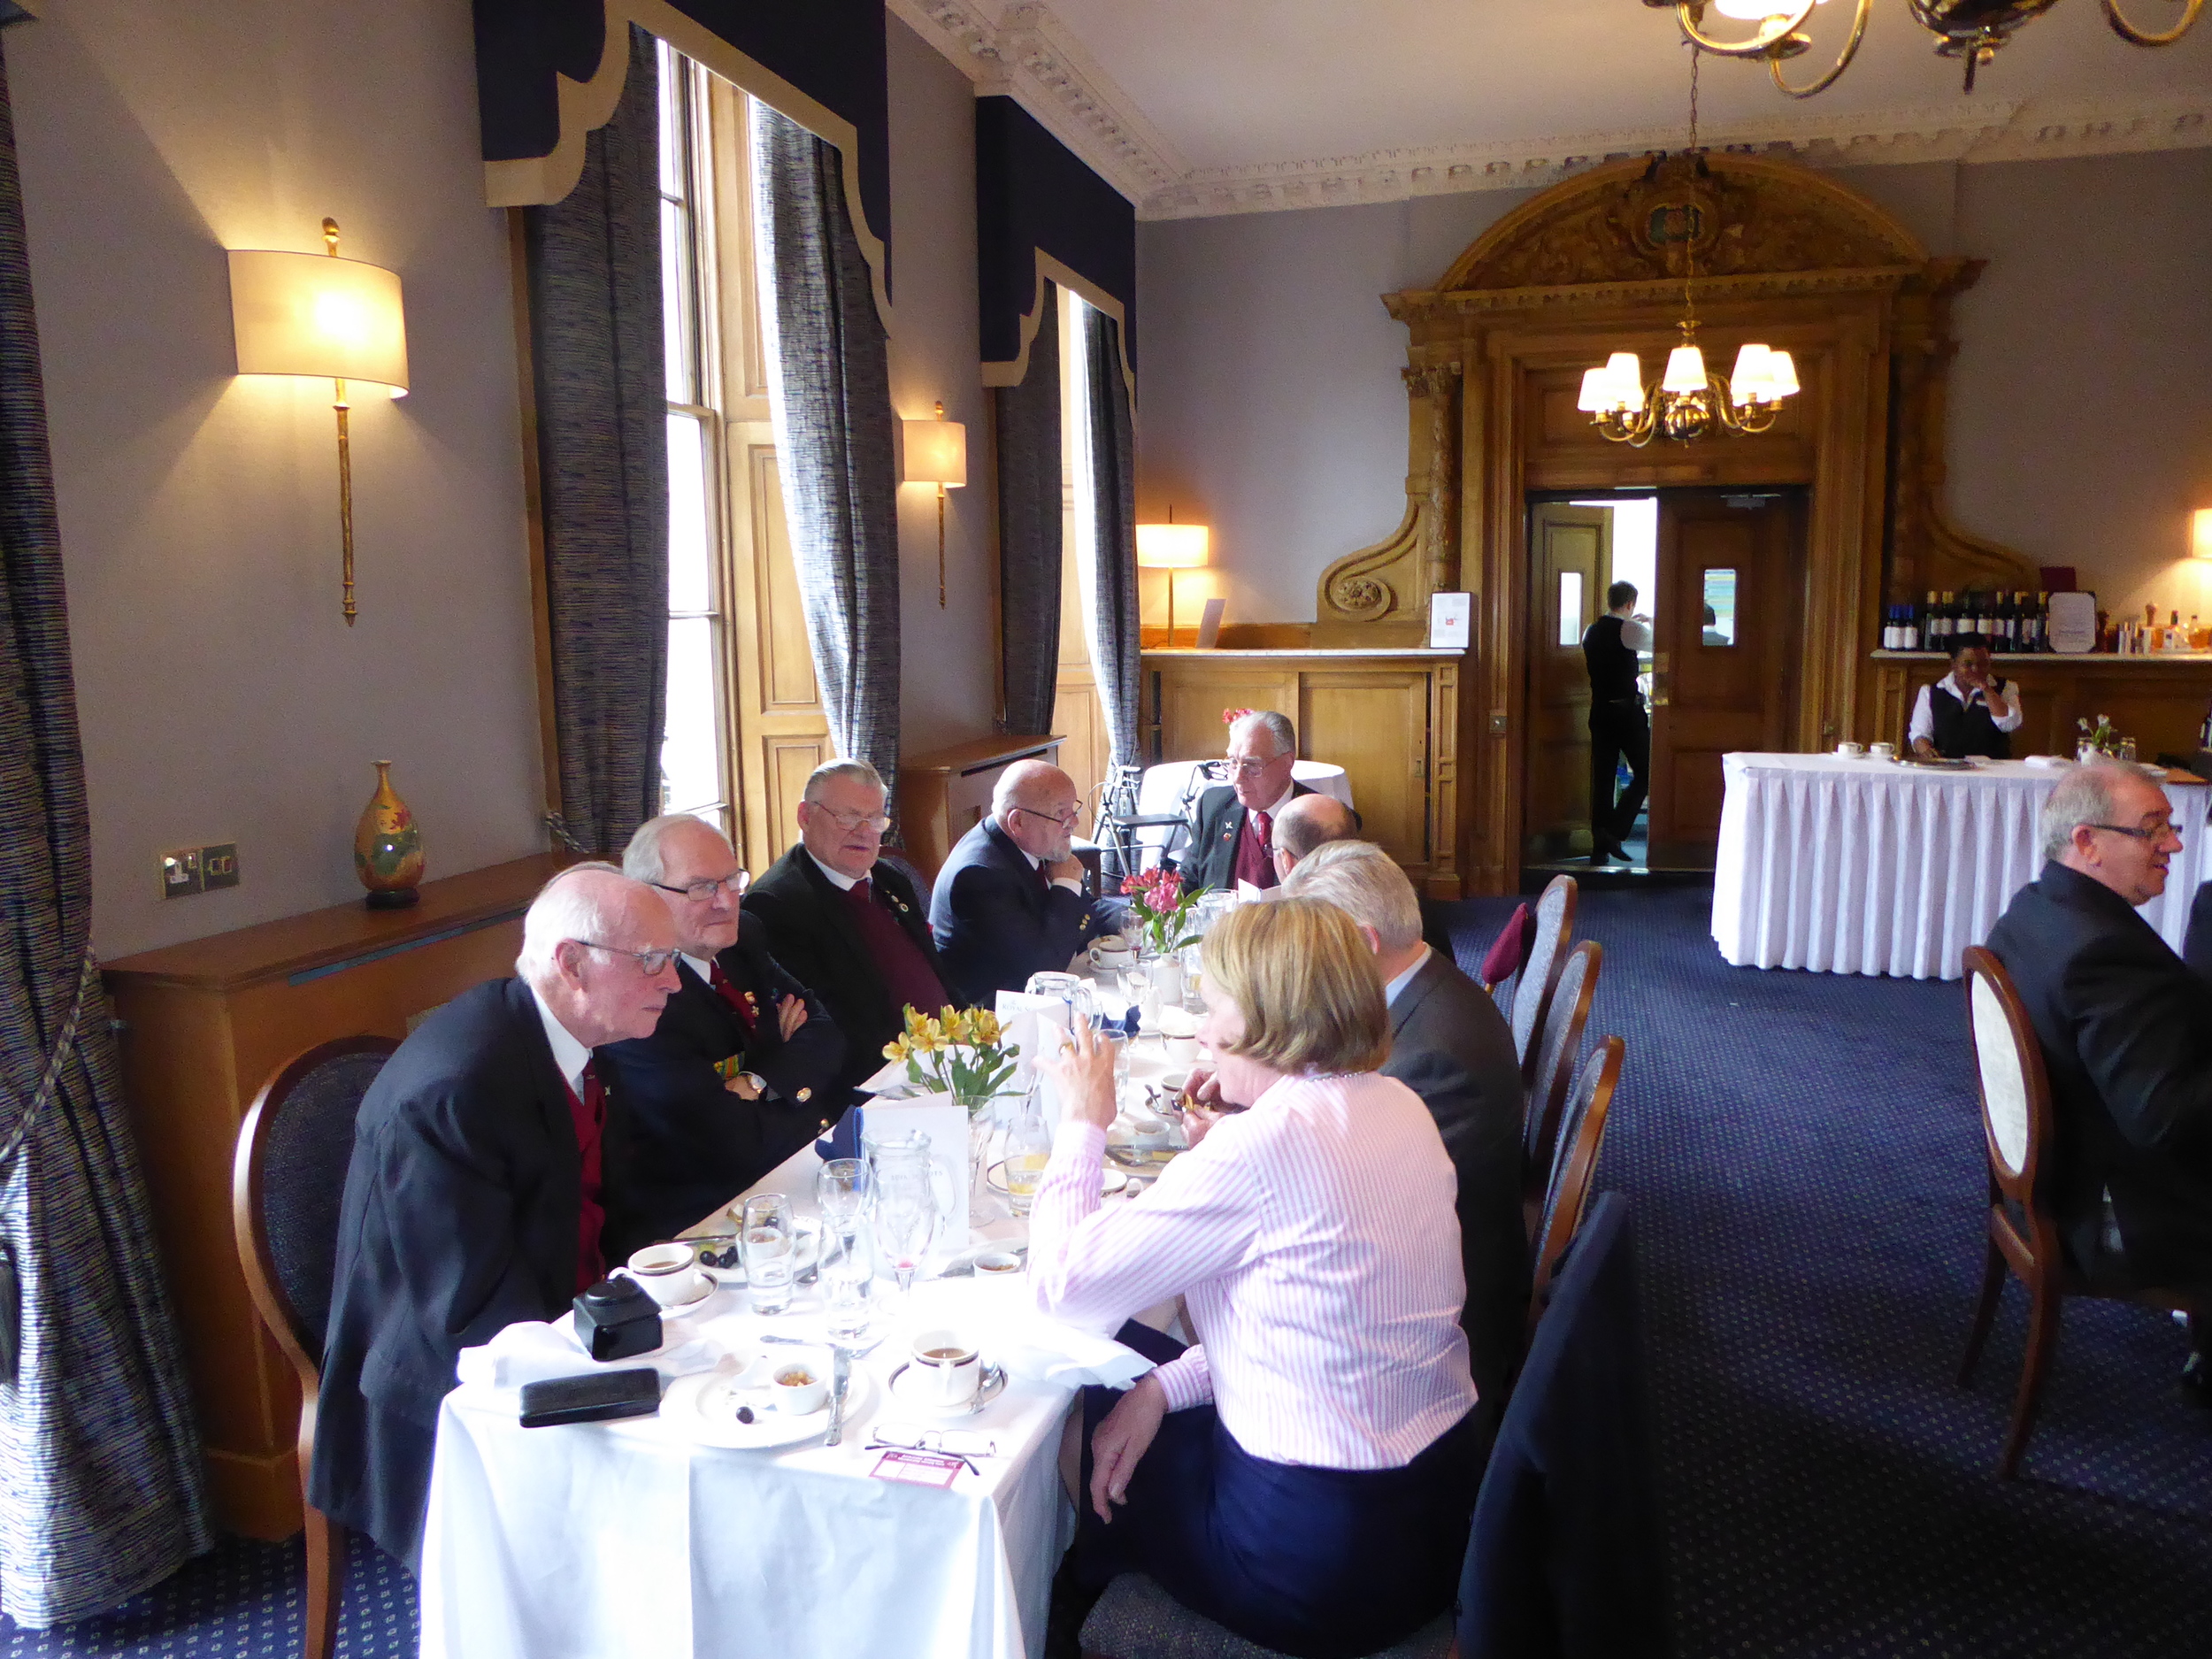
<box><xmin>1075</xmin><ymin>1323</ymin><xmax>1483</xmax><ymax>1659</ymax></box>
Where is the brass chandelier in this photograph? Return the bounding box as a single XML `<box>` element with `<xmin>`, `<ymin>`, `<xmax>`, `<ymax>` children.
<box><xmin>1578</xmin><ymin>50</ymin><xmax>1800</xmax><ymax>447</ymax></box>
<box><xmin>1646</xmin><ymin>0</ymin><xmax>2205</xmax><ymax>97</ymax></box>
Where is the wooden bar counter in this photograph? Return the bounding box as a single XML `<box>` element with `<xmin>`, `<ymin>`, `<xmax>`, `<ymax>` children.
<box><xmin>1867</xmin><ymin>651</ymin><xmax>2212</xmax><ymax>760</ymax></box>
<box><xmin>105</xmin><ymin>851</ymin><xmax>573</xmax><ymax>1540</ymax></box>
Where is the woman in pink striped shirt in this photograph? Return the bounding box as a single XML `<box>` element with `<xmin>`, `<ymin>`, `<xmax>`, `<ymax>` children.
<box><xmin>1033</xmin><ymin>898</ymin><xmax>1482</xmax><ymax>1659</ymax></box>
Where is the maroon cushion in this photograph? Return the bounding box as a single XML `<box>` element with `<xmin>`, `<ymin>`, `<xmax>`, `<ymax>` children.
<box><xmin>1480</xmin><ymin>903</ymin><xmax>1534</xmax><ymax>985</ymax></box>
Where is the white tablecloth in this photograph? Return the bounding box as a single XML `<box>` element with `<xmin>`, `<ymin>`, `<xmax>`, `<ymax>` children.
<box><xmin>1131</xmin><ymin>760</ymin><xmax>1354</xmax><ymax>866</ymax></box>
<box><xmin>418</xmin><ymin>1142</ymin><xmax>1093</xmax><ymax>1659</ymax></box>
<box><xmin>1711</xmin><ymin>753</ymin><xmax>2210</xmax><ymax>979</ymax></box>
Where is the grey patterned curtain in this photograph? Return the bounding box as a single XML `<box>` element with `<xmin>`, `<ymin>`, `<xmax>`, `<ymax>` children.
<box><xmin>749</xmin><ymin>104</ymin><xmax>902</xmax><ymax>801</ymax></box>
<box><xmin>524</xmin><ymin>26</ymin><xmax>666</xmax><ymax>855</ymax></box>
<box><xmin>1083</xmin><ymin>308</ymin><xmax>1142</xmax><ymax>768</ymax></box>
<box><xmin>995</xmin><ymin>287</ymin><xmax>1061</xmax><ymax>736</ymax></box>
<box><xmin>0</xmin><ymin>34</ymin><xmax>212</xmax><ymax>1626</ymax></box>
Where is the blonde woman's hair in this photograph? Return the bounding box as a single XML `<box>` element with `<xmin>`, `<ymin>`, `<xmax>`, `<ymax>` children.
<box><xmin>1199</xmin><ymin>896</ymin><xmax>1390</xmax><ymax>1077</ymax></box>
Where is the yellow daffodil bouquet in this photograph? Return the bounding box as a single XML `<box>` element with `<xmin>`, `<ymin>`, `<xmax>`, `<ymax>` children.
<box><xmin>883</xmin><ymin>1004</ymin><xmax>1020</xmax><ymax>1116</ymax></box>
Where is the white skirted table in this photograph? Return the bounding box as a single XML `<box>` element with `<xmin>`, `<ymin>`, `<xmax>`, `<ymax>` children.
<box><xmin>1711</xmin><ymin>754</ymin><xmax>2210</xmax><ymax>980</ymax></box>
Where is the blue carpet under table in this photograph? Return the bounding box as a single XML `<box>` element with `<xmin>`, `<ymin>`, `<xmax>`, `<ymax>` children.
<box><xmin>7</xmin><ymin>884</ymin><xmax>2211</xmax><ymax>1655</ymax></box>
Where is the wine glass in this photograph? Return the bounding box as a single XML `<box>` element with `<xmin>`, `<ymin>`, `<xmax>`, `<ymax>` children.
<box><xmin>815</xmin><ymin>1156</ymin><xmax>869</xmax><ymax>1251</ymax></box>
<box><xmin>871</xmin><ymin>1156</ymin><xmax>939</xmax><ymax>1304</ymax></box>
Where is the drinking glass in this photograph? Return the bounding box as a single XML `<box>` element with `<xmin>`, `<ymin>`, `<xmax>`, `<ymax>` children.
<box><xmin>821</xmin><ymin>1220</ymin><xmax>873</xmax><ymax>1340</ymax></box>
<box><xmin>1002</xmin><ymin>1085</ymin><xmax>1054</xmax><ymax>1217</ymax></box>
<box><xmin>740</xmin><ymin>1193</ymin><xmax>795</xmax><ymax>1315</ymax></box>
<box><xmin>815</xmin><ymin>1157</ymin><xmax>869</xmax><ymax>1252</ymax></box>
<box><xmin>871</xmin><ymin>1157</ymin><xmax>939</xmax><ymax>1302</ymax></box>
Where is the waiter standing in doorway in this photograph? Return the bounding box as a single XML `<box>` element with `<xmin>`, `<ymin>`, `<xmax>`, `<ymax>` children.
<box><xmin>1583</xmin><ymin>580</ymin><xmax>1651</xmax><ymax>864</ymax></box>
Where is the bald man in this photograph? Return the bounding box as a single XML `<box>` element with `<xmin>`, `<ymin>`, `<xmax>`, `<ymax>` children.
<box><xmin>1271</xmin><ymin>792</ymin><xmax>1360</xmax><ymax>884</ymax></box>
<box><xmin>930</xmin><ymin>759</ymin><xmax>1118</xmax><ymax>999</ymax></box>
<box><xmin>313</xmin><ymin>863</ymin><xmax>680</xmax><ymax>1571</ymax></box>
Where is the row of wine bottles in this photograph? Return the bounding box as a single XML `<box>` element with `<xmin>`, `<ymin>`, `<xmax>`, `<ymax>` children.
<box><xmin>1880</xmin><ymin>590</ymin><xmax>2057</xmax><ymax>653</ymax></box>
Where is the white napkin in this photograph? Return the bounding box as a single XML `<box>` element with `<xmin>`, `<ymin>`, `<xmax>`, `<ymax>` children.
<box><xmin>454</xmin><ymin>1315</ymin><xmax>724</xmax><ymax>1399</ymax></box>
<box><xmin>969</xmin><ymin>1298</ymin><xmax>1154</xmax><ymax>1391</ymax></box>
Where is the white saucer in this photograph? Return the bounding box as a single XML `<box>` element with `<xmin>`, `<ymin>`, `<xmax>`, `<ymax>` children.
<box><xmin>667</xmin><ymin>1356</ymin><xmax>875</xmax><ymax>1450</ymax></box>
<box><xmin>648</xmin><ymin>1279</ymin><xmax>718</xmax><ymax>1317</ymax></box>
<box><xmin>886</xmin><ymin>1361</ymin><xmax>1008</xmax><ymax>1417</ymax></box>
<box><xmin>985</xmin><ymin>1160</ymin><xmax>1125</xmax><ymax>1197</ymax></box>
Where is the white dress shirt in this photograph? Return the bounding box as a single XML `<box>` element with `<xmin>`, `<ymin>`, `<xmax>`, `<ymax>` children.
<box><xmin>1382</xmin><ymin>946</ymin><xmax>1432</xmax><ymax>1008</ymax></box>
<box><xmin>1907</xmin><ymin>671</ymin><xmax>2024</xmax><ymax>748</ymax></box>
<box><xmin>1615</xmin><ymin>613</ymin><xmax>1653</xmax><ymax>650</ymax></box>
<box><xmin>805</xmin><ymin>847</ymin><xmax>864</xmax><ymax>892</ymax></box>
<box><xmin>528</xmin><ymin>984</ymin><xmax>592</xmax><ymax>1099</ymax></box>
<box><xmin>994</xmin><ymin>815</ymin><xmax>1084</xmax><ymax>895</ymax></box>
<box><xmin>1028</xmin><ymin>1071</ymin><xmax>1479</xmax><ymax>1468</ymax></box>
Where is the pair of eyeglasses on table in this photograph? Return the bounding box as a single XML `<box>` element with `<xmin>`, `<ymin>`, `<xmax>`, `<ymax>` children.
<box><xmin>864</xmin><ymin>1425</ymin><xmax>1000</xmax><ymax>1472</ymax></box>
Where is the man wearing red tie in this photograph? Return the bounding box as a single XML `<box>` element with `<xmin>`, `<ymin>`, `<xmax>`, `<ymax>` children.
<box><xmin>599</xmin><ymin>814</ymin><xmax>846</xmax><ymax>1256</ymax></box>
<box><xmin>313</xmin><ymin>864</ymin><xmax>680</xmax><ymax>1574</ymax></box>
<box><xmin>1173</xmin><ymin>710</ymin><xmax>1316</xmax><ymax>895</ymax></box>
<box><xmin>930</xmin><ymin>759</ymin><xmax>1118</xmax><ymax>998</ymax></box>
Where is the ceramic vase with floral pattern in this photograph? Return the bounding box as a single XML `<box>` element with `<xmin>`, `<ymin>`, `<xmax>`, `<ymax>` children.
<box><xmin>354</xmin><ymin>759</ymin><xmax>424</xmax><ymax>909</ymax></box>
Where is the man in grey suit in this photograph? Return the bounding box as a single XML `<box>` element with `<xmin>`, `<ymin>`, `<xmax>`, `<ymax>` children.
<box><xmin>1285</xmin><ymin>841</ymin><xmax>1530</xmax><ymax>1409</ymax></box>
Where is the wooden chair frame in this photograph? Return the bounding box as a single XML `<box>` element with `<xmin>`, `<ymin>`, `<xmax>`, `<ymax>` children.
<box><xmin>1528</xmin><ymin>1035</ymin><xmax>1624</xmax><ymax>1335</ymax></box>
<box><xmin>231</xmin><ymin>1034</ymin><xmax>397</xmax><ymax>1659</ymax></box>
<box><xmin>1956</xmin><ymin>947</ymin><xmax>2196</xmax><ymax>1479</ymax></box>
<box><xmin>1523</xmin><ymin>940</ymin><xmax>1601</xmax><ymax>1230</ymax></box>
<box><xmin>1513</xmin><ymin>874</ymin><xmax>1578</xmax><ymax>1087</ymax></box>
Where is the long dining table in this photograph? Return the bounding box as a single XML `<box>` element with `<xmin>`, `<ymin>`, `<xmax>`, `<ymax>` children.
<box><xmin>1711</xmin><ymin>752</ymin><xmax>2210</xmax><ymax>980</ymax></box>
<box><xmin>415</xmin><ymin>1011</ymin><xmax>1194</xmax><ymax>1659</ymax></box>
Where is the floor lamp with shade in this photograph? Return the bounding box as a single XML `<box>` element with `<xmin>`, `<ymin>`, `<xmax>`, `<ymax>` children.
<box><xmin>1136</xmin><ymin>515</ymin><xmax>1210</xmax><ymax>644</ymax></box>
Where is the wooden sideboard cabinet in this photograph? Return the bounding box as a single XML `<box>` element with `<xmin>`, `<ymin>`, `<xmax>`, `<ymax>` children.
<box><xmin>1141</xmin><ymin>647</ymin><xmax>1470</xmax><ymax>896</ymax></box>
<box><xmin>104</xmin><ymin>852</ymin><xmax>574</xmax><ymax>1540</ymax></box>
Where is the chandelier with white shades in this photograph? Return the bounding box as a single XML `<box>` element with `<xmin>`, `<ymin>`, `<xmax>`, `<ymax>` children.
<box><xmin>1646</xmin><ymin>0</ymin><xmax>2204</xmax><ymax>98</ymax></box>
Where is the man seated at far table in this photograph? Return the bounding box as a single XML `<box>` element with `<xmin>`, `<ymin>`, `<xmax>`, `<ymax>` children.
<box><xmin>1173</xmin><ymin>710</ymin><xmax>1316</xmax><ymax>895</ymax></box>
<box><xmin>931</xmin><ymin>759</ymin><xmax>1117</xmax><ymax>1000</ymax></box>
<box><xmin>1284</xmin><ymin>840</ymin><xmax>1529</xmax><ymax>1411</ymax></box>
<box><xmin>1986</xmin><ymin>761</ymin><xmax>2212</xmax><ymax>1401</ymax></box>
<box><xmin>1268</xmin><ymin>792</ymin><xmax>1359</xmax><ymax>886</ymax></box>
<box><xmin>311</xmin><ymin>864</ymin><xmax>681</xmax><ymax>1572</ymax></box>
<box><xmin>599</xmin><ymin>813</ymin><xmax>845</xmax><ymax>1255</ymax></box>
<box><xmin>1910</xmin><ymin>633</ymin><xmax>2023</xmax><ymax>759</ymax></box>
<box><xmin>742</xmin><ymin>759</ymin><xmax>952</xmax><ymax>1104</ymax></box>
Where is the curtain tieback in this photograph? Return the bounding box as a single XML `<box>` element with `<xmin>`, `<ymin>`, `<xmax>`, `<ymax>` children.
<box><xmin>0</xmin><ymin>943</ymin><xmax>100</xmax><ymax>1173</ymax></box>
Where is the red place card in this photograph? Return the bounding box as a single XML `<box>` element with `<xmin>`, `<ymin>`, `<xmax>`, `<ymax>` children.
<box><xmin>870</xmin><ymin>1449</ymin><xmax>966</xmax><ymax>1488</ymax></box>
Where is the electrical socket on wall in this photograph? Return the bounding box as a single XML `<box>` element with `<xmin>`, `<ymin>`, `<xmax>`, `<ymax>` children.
<box><xmin>160</xmin><ymin>843</ymin><xmax>240</xmax><ymax>899</ymax></box>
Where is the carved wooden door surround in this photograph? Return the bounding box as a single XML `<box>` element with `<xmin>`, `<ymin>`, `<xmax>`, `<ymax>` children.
<box><xmin>1315</xmin><ymin>150</ymin><xmax>2034</xmax><ymax>894</ymax></box>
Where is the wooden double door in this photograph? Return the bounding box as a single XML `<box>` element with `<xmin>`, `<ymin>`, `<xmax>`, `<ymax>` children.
<box><xmin>1527</xmin><ymin>489</ymin><xmax>1804</xmax><ymax>868</ymax></box>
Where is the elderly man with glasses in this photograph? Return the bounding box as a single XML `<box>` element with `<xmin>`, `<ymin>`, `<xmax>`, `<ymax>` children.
<box><xmin>595</xmin><ymin>813</ymin><xmax>844</xmax><ymax>1256</ymax></box>
<box><xmin>312</xmin><ymin>863</ymin><xmax>680</xmax><ymax>1573</ymax></box>
<box><xmin>931</xmin><ymin>758</ymin><xmax>1118</xmax><ymax>999</ymax></box>
<box><xmin>1987</xmin><ymin>760</ymin><xmax>2212</xmax><ymax>1402</ymax></box>
<box><xmin>743</xmin><ymin>759</ymin><xmax>953</xmax><ymax>1103</ymax></box>
<box><xmin>1172</xmin><ymin>710</ymin><xmax>1316</xmax><ymax>895</ymax></box>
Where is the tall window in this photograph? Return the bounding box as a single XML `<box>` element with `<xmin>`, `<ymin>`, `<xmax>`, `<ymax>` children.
<box><xmin>657</xmin><ymin>42</ymin><xmax>728</xmax><ymax>834</ymax></box>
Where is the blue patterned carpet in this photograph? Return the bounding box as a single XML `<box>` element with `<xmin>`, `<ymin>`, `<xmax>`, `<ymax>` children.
<box><xmin>7</xmin><ymin>885</ymin><xmax>2210</xmax><ymax>1655</ymax></box>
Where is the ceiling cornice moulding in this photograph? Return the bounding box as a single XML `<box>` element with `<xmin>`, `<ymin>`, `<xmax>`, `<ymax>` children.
<box><xmin>885</xmin><ymin>3</ymin><xmax>2211</xmax><ymax>221</ymax></box>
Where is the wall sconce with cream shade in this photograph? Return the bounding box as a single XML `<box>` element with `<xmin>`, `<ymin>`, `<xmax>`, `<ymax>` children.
<box><xmin>1136</xmin><ymin>511</ymin><xmax>1210</xmax><ymax>642</ymax></box>
<box><xmin>901</xmin><ymin>402</ymin><xmax>966</xmax><ymax>608</ymax></box>
<box><xmin>228</xmin><ymin>219</ymin><xmax>408</xmax><ymax>625</ymax></box>
<box><xmin>2193</xmin><ymin>508</ymin><xmax>2212</xmax><ymax>560</ymax></box>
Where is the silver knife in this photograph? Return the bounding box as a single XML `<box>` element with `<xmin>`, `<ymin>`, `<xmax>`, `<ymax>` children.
<box><xmin>825</xmin><ymin>1345</ymin><xmax>853</xmax><ymax>1446</ymax></box>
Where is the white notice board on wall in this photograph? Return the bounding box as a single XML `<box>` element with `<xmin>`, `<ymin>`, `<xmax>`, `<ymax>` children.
<box><xmin>1429</xmin><ymin>592</ymin><xmax>1471</xmax><ymax>649</ymax></box>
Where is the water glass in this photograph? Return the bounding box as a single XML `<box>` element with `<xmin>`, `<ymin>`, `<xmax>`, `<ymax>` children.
<box><xmin>1002</xmin><ymin>1085</ymin><xmax>1054</xmax><ymax>1217</ymax></box>
<box><xmin>740</xmin><ymin>1193</ymin><xmax>795</xmax><ymax>1315</ymax></box>
<box><xmin>822</xmin><ymin>1221</ymin><xmax>873</xmax><ymax>1340</ymax></box>
<box><xmin>815</xmin><ymin>1156</ymin><xmax>869</xmax><ymax>1248</ymax></box>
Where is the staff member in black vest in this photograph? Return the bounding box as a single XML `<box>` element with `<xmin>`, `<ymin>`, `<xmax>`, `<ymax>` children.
<box><xmin>1582</xmin><ymin>581</ymin><xmax>1651</xmax><ymax>864</ymax></box>
<box><xmin>1909</xmin><ymin>634</ymin><xmax>2023</xmax><ymax>759</ymax></box>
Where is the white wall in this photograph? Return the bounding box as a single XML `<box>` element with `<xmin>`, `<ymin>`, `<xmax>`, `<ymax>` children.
<box><xmin>13</xmin><ymin>0</ymin><xmax>545</xmax><ymax>957</ymax></box>
<box><xmin>1135</xmin><ymin>150</ymin><xmax>2212</xmax><ymax>629</ymax></box>
<box><xmin>886</xmin><ymin>16</ymin><xmax>998</xmax><ymax>753</ymax></box>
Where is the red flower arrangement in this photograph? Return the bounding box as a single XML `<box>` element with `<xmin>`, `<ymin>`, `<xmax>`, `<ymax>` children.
<box><xmin>1221</xmin><ymin>707</ymin><xmax>1254</xmax><ymax>725</ymax></box>
<box><xmin>1120</xmin><ymin>865</ymin><xmax>1205</xmax><ymax>956</ymax></box>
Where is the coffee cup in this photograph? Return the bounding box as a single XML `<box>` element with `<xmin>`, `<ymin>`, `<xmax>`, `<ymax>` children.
<box><xmin>909</xmin><ymin>1327</ymin><xmax>982</xmax><ymax>1407</ymax></box>
<box><xmin>1870</xmin><ymin>741</ymin><xmax>1897</xmax><ymax>761</ymax></box>
<box><xmin>1088</xmin><ymin>933</ymin><xmax>1135</xmax><ymax>970</ymax></box>
<box><xmin>1835</xmin><ymin>741</ymin><xmax>1864</xmax><ymax>757</ymax></box>
<box><xmin>623</xmin><ymin>1242</ymin><xmax>707</xmax><ymax>1309</ymax></box>
<box><xmin>771</xmin><ymin>1359</ymin><xmax>829</xmax><ymax>1414</ymax></box>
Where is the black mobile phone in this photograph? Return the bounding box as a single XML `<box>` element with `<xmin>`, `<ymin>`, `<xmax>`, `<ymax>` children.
<box><xmin>518</xmin><ymin>1368</ymin><xmax>664</xmax><ymax>1428</ymax></box>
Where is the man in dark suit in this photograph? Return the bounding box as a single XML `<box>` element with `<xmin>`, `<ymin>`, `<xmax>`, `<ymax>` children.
<box><xmin>600</xmin><ymin>814</ymin><xmax>845</xmax><ymax>1255</ymax></box>
<box><xmin>930</xmin><ymin>759</ymin><xmax>1117</xmax><ymax>1000</ymax></box>
<box><xmin>311</xmin><ymin>864</ymin><xmax>681</xmax><ymax>1571</ymax></box>
<box><xmin>1986</xmin><ymin>759</ymin><xmax>2212</xmax><ymax>1398</ymax></box>
<box><xmin>1172</xmin><ymin>710</ymin><xmax>1315</xmax><ymax>894</ymax></box>
<box><xmin>1285</xmin><ymin>841</ymin><xmax>1530</xmax><ymax>1412</ymax></box>
<box><xmin>741</xmin><ymin>759</ymin><xmax>953</xmax><ymax>1102</ymax></box>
